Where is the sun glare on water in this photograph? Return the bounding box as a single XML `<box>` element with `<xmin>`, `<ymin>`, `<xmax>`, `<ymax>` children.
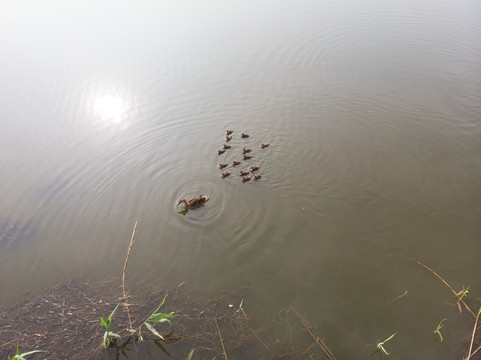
<box><xmin>92</xmin><ymin>93</ymin><xmax>126</xmax><ymax>124</ymax></box>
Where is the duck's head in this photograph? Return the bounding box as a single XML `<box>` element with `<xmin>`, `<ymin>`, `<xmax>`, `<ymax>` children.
<box><xmin>177</xmin><ymin>198</ymin><xmax>187</xmax><ymax>206</ymax></box>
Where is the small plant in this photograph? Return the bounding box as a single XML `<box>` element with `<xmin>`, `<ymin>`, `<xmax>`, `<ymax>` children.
<box><xmin>236</xmin><ymin>299</ymin><xmax>247</xmax><ymax>317</ymax></box>
<box><xmin>128</xmin><ymin>293</ymin><xmax>177</xmax><ymax>341</ymax></box>
<box><xmin>456</xmin><ymin>285</ymin><xmax>470</xmax><ymax>303</ymax></box>
<box><xmin>432</xmin><ymin>319</ymin><xmax>447</xmax><ymax>342</ymax></box>
<box><xmin>371</xmin><ymin>332</ymin><xmax>398</xmax><ymax>359</ymax></box>
<box><xmin>8</xmin><ymin>344</ymin><xmax>47</xmax><ymax>360</ymax></box>
<box><xmin>186</xmin><ymin>349</ymin><xmax>195</xmax><ymax>360</ymax></box>
<box><xmin>100</xmin><ymin>303</ymin><xmax>121</xmax><ymax>349</ymax></box>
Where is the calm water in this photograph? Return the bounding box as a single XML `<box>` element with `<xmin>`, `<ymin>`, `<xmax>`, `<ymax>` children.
<box><xmin>1</xmin><ymin>0</ymin><xmax>481</xmax><ymax>358</ymax></box>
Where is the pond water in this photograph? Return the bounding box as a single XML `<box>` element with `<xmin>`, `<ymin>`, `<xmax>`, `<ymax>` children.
<box><xmin>1</xmin><ymin>0</ymin><xmax>481</xmax><ymax>358</ymax></box>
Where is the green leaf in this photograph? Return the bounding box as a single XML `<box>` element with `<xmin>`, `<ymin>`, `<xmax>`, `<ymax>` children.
<box><xmin>103</xmin><ymin>331</ymin><xmax>109</xmax><ymax>349</ymax></box>
<box><xmin>149</xmin><ymin>312</ymin><xmax>176</xmax><ymax>323</ymax></box>
<box><xmin>186</xmin><ymin>349</ymin><xmax>195</xmax><ymax>360</ymax></box>
<box><xmin>100</xmin><ymin>316</ymin><xmax>108</xmax><ymax>330</ymax></box>
<box><xmin>152</xmin><ymin>294</ymin><xmax>168</xmax><ymax>314</ymax></box>
<box><xmin>108</xmin><ymin>303</ymin><xmax>120</xmax><ymax>322</ymax></box>
<box><xmin>144</xmin><ymin>322</ymin><xmax>165</xmax><ymax>340</ymax></box>
<box><xmin>108</xmin><ymin>332</ymin><xmax>122</xmax><ymax>339</ymax></box>
<box><xmin>383</xmin><ymin>331</ymin><xmax>398</xmax><ymax>343</ymax></box>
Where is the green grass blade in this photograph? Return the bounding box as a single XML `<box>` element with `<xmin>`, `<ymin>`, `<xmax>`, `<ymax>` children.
<box><xmin>108</xmin><ymin>303</ymin><xmax>120</xmax><ymax>321</ymax></box>
<box><xmin>108</xmin><ymin>332</ymin><xmax>122</xmax><ymax>339</ymax></box>
<box><xmin>100</xmin><ymin>316</ymin><xmax>108</xmax><ymax>329</ymax></box>
<box><xmin>103</xmin><ymin>332</ymin><xmax>109</xmax><ymax>349</ymax></box>
<box><xmin>144</xmin><ymin>322</ymin><xmax>165</xmax><ymax>340</ymax></box>
<box><xmin>383</xmin><ymin>331</ymin><xmax>398</xmax><ymax>343</ymax></box>
<box><xmin>186</xmin><ymin>349</ymin><xmax>195</xmax><ymax>360</ymax></box>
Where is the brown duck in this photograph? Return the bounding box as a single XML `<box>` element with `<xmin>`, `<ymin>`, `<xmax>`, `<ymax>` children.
<box><xmin>241</xmin><ymin>133</ymin><xmax>250</xmax><ymax>138</ymax></box>
<box><xmin>223</xmin><ymin>144</ymin><xmax>232</xmax><ymax>149</ymax></box>
<box><xmin>242</xmin><ymin>176</ymin><xmax>251</xmax><ymax>182</ymax></box>
<box><xmin>226</xmin><ymin>130</ymin><xmax>233</xmax><ymax>135</ymax></box>
<box><xmin>254</xmin><ymin>174</ymin><xmax>262</xmax><ymax>180</ymax></box>
<box><xmin>219</xmin><ymin>163</ymin><xmax>228</xmax><ymax>169</ymax></box>
<box><xmin>261</xmin><ymin>143</ymin><xmax>270</xmax><ymax>148</ymax></box>
<box><xmin>250</xmin><ymin>166</ymin><xmax>260</xmax><ymax>172</ymax></box>
<box><xmin>240</xmin><ymin>170</ymin><xmax>249</xmax><ymax>176</ymax></box>
<box><xmin>232</xmin><ymin>160</ymin><xmax>241</xmax><ymax>166</ymax></box>
<box><xmin>226</xmin><ymin>135</ymin><xmax>232</xmax><ymax>142</ymax></box>
<box><xmin>242</xmin><ymin>148</ymin><xmax>252</xmax><ymax>154</ymax></box>
<box><xmin>177</xmin><ymin>195</ymin><xmax>209</xmax><ymax>210</ymax></box>
<box><xmin>222</xmin><ymin>171</ymin><xmax>231</xmax><ymax>178</ymax></box>
<box><xmin>218</xmin><ymin>148</ymin><xmax>226</xmax><ymax>155</ymax></box>
<box><xmin>243</xmin><ymin>154</ymin><xmax>252</xmax><ymax>160</ymax></box>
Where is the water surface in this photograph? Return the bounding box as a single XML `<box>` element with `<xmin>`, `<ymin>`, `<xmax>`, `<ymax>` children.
<box><xmin>1</xmin><ymin>0</ymin><xmax>481</xmax><ymax>358</ymax></box>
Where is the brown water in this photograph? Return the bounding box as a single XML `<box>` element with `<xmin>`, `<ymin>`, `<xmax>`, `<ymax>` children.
<box><xmin>1</xmin><ymin>0</ymin><xmax>481</xmax><ymax>358</ymax></box>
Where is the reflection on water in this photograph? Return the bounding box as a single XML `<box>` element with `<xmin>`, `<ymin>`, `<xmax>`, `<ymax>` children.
<box><xmin>1</xmin><ymin>0</ymin><xmax>481</xmax><ymax>358</ymax></box>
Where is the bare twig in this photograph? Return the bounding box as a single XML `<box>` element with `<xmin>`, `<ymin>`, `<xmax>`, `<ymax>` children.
<box><xmin>467</xmin><ymin>308</ymin><xmax>481</xmax><ymax>360</ymax></box>
<box><xmin>215</xmin><ymin>319</ymin><xmax>228</xmax><ymax>360</ymax></box>
<box><xmin>413</xmin><ymin>259</ymin><xmax>475</xmax><ymax>318</ymax></box>
<box><xmin>123</xmin><ymin>221</ymin><xmax>138</xmax><ymax>330</ymax></box>
<box><xmin>290</xmin><ymin>306</ymin><xmax>336</xmax><ymax>360</ymax></box>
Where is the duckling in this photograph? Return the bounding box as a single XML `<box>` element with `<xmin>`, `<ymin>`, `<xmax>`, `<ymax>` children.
<box><xmin>240</xmin><ymin>170</ymin><xmax>250</xmax><ymax>176</ymax></box>
<box><xmin>222</xmin><ymin>171</ymin><xmax>231</xmax><ymax>178</ymax></box>
<box><xmin>242</xmin><ymin>148</ymin><xmax>252</xmax><ymax>154</ymax></box>
<box><xmin>223</xmin><ymin>144</ymin><xmax>232</xmax><ymax>149</ymax></box>
<box><xmin>241</xmin><ymin>133</ymin><xmax>250</xmax><ymax>138</ymax></box>
<box><xmin>261</xmin><ymin>143</ymin><xmax>270</xmax><ymax>148</ymax></box>
<box><xmin>232</xmin><ymin>160</ymin><xmax>241</xmax><ymax>166</ymax></box>
<box><xmin>218</xmin><ymin>148</ymin><xmax>226</xmax><ymax>155</ymax></box>
<box><xmin>242</xmin><ymin>176</ymin><xmax>251</xmax><ymax>182</ymax></box>
<box><xmin>177</xmin><ymin>195</ymin><xmax>209</xmax><ymax>210</ymax></box>
<box><xmin>254</xmin><ymin>174</ymin><xmax>262</xmax><ymax>180</ymax></box>
<box><xmin>226</xmin><ymin>135</ymin><xmax>232</xmax><ymax>142</ymax></box>
<box><xmin>243</xmin><ymin>154</ymin><xmax>252</xmax><ymax>160</ymax></box>
<box><xmin>219</xmin><ymin>163</ymin><xmax>228</xmax><ymax>169</ymax></box>
<box><xmin>226</xmin><ymin>129</ymin><xmax>233</xmax><ymax>135</ymax></box>
<box><xmin>250</xmin><ymin>166</ymin><xmax>260</xmax><ymax>172</ymax></box>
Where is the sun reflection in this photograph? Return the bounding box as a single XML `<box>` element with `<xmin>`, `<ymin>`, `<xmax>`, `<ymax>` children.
<box><xmin>92</xmin><ymin>93</ymin><xmax>126</xmax><ymax>124</ymax></box>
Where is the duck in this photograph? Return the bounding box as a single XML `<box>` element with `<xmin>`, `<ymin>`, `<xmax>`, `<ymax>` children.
<box><xmin>222</xmin><ymin>171</ymin><xmax>231</xmax><ymax>178</ymax></box>
<box><xmin>240</xmin><ymin>170</ymin><xmax>250</xmax><ymax>176</ymax></box>
<box><xmin>254</xmin><ymin>174</ymin><xmax>262</xmax><ymax>180</ymax></box>
<box><xmin>226</xmin><ymin>135</ymin><xmax>232</xmax><ymax>142</ymax></box>
<box><xmin>232</xmin><ymin>160</ymin><xmax>241</xmax><ymax>166</ymax></box>
<box><xmin>226</xmin><ymin>130</ymin><xmax>233</xmax><ymax>135</ymax></box>
<box><xmin>242</xmin><ymin>176</ymin><xmax>251</xmax><ymax>182</ymax></box>
<box><xmin>242</xmin><ymin>148</ymin><xmax>252</xmax><ymax>154</ymax></box>
<box><xmin>250</xmin><ymin>165</ymin><xmax>260</xmax><ymax>172</ymax></box>
<box><xmin>243</xmin><ymin>154</ymin><xmax>252</xmax><ymax>160</ymax></box>
<box><xmin>223</xmin><ymin>144</ymin><xmax>232</xmax><ymax>149</ymax></box>
<box><xmin>241</xmin><ymin>133</ymin><xmax>250</xmax><ymax>138</ymax></box>
<box><xmin>219</xmin><ymin>163</ymin><xmax>228</xmax><ymax>169</ymax></box>
<box><xmin>261</xmin><ymin>143</ymin><xmax>270</xmax><ymax>148</ymax></box>
<box><xmin>218</xmin><ymin>148</ymin><xmax>226</xmax><ymax>155</ymax></box>
<box><xmin>177</xmin><ymin>195</ymin><xmax>209</xmax><ymax>210</ymax></box>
